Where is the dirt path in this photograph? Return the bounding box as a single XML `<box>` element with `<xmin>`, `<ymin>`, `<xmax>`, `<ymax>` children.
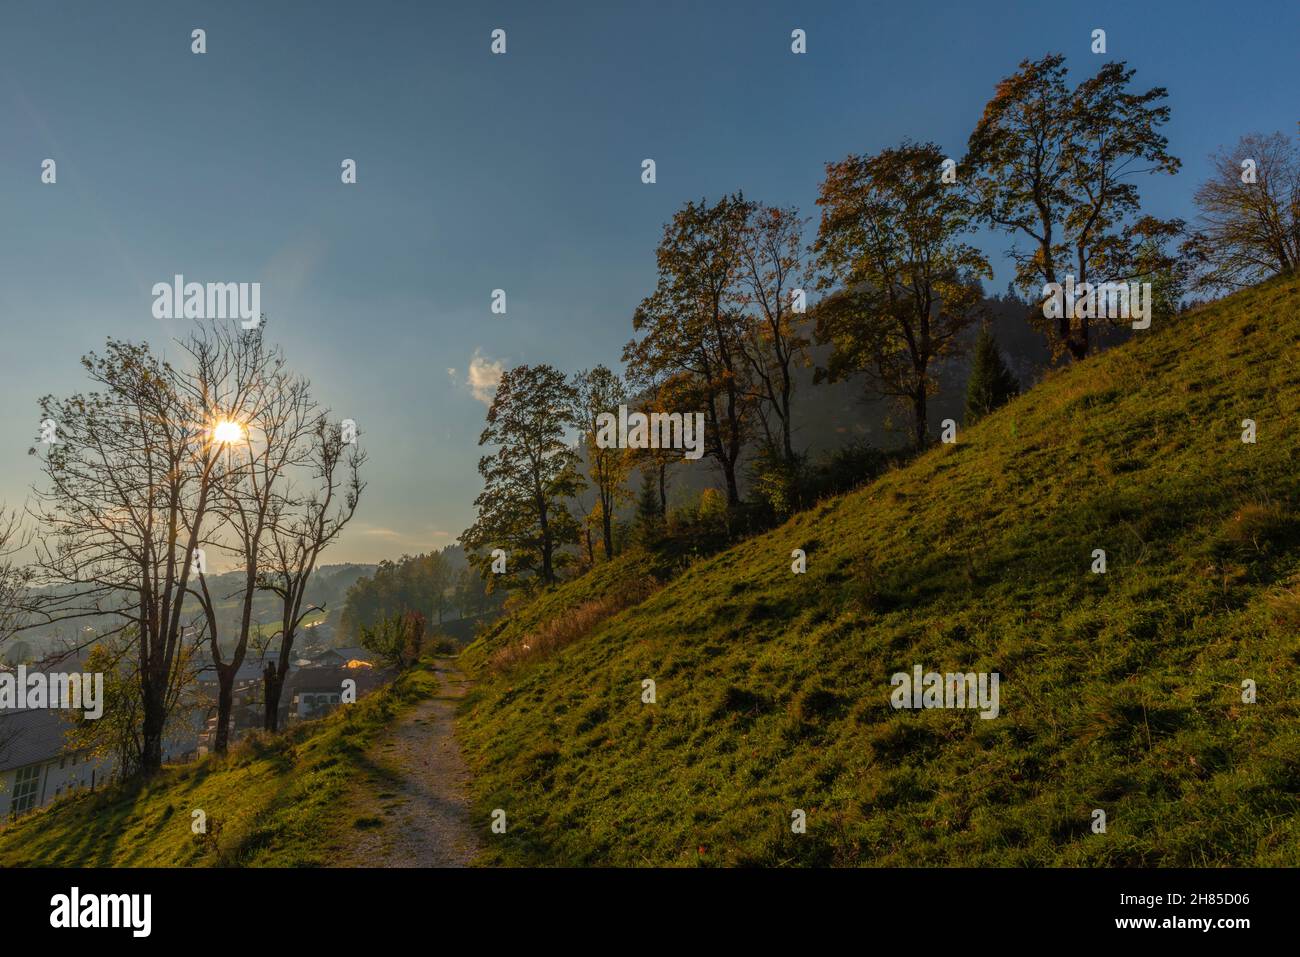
<box><xmin>339</xmin><ymin>658</ymin><xmax>481</xmax><ymax>867</ymax></box>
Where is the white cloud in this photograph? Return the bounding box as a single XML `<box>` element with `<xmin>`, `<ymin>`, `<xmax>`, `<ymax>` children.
<box><xmin>466</xmin><ymin>349</ymin><xmax>504</xmax><ymax>405</ymax></box>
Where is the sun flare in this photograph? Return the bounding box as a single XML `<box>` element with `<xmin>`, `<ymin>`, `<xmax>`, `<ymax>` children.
<box><xmin>212</xmin><ymin>419</ymin><xmax>245</xmax><ymax>444</ymax></box>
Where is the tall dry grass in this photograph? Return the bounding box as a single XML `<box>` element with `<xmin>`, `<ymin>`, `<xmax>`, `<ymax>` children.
<box><xmin>488</xmin><ymin>576</ymin><xmax>660</xmax><ymax>672</ymax></box>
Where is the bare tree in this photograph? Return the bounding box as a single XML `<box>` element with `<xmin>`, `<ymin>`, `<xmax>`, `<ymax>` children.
<box><xmin>0</xmin><ymin>507</ymin><xmax>32</xmax><ymax>647</ymax></box>
<box><xmin>1185</xmin><ymin>131</ymin><xmax>1299</xmax><ymax>291</ymax></box>
<box><xmin>182</xmin><ymin>325</ymin><xmax>317</xmax><ymax>753</ymax></box>
<box><xmin>28</xmin><ymin>339</ymin><xmax>221</xmax><ymax>775</ymax></box>
<box><xmin>258</xmin><ymin>419</ymin><xmax>364</xmax><ymax>732</ymax></box>
<box><xmin>0</xmin><ymin>507</ymin><xmax>33</xmax><ymax>759</ymax></box>
<box><xmin>735</xmin><ymin>201</ymin><xmax>812</xmax><ymax>462</ymax></box>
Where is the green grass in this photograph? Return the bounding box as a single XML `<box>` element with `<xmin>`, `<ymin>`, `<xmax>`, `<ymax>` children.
<box><xmin>460</xmin><ymin>548</ymin><xmax>680</xmax><ymax>674</ymax></box>
<box><xmin>458</xmin><ymin>275</ymin><xmax>1300</xmax><ymax>866</ymax></box>
<box><xmin>0</xmin><ymin>661</ymin><xmax>439</xmax><ymax>867</ymax></box>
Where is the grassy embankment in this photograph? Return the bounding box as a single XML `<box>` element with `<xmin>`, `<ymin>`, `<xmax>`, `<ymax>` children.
<box><xmin>0</xmin><ymin>661</ymin><xmax>438</xmax><ymax>866</ymax></box>
<box><xmin>457</xmin><ymin>276</ymin><xmax>1300</xmax><ymax>866</ymax></box>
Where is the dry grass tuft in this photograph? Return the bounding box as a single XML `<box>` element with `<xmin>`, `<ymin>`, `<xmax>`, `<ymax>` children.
<box><xmin>489</xmin><ymin>576</ymin><xmax>660</xmax><ymax>672</ymax></box>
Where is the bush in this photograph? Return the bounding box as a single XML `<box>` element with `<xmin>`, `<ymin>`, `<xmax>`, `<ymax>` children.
<box><xmin>803</xmin><ymin>442</ymin><xmax>891</xmax><ymax>501</ymax></box>
<box><xmin>748</xmin><ymin>445</ymin><xmax>808</xmax><ymax>520</ymax></box>
<box><xmin>659</xmin><ymin>489</ymin><xmax>734</xmax><ymax>556</ymax></box>
<box><xmin>359</xmin><ymin>611</ymin><xmax>427</xmax><ymax>669</ymax></box>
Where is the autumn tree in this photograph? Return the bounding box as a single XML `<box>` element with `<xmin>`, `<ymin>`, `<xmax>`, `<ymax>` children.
<box><xmin>572</xmin><ymin>365</ymin><xmax>633</xmax><ymax>561</ymax></box>
<box><xmin>964</xmin><ymin>54</ymin><xmax>1179</xmax><ymax>359</ymax></box>
<box><xmin>814</xmin><ymin>141</ymin><xmax>990</xmax><ymax>450</ymax></box>
<box><xmin>359</xmin><ymin>611</ymin><xmax>427</xmax><ymax>670</ymax></box>
<box><xmin>64</xmin><ymin>629</ymin><xmax>201</xmax><ymax>779</ymax></box>
<box><xmin>735</xmin><ymin>202</ymin><xmax>812</xmax><ymax>462</ymax></box>
<box><xmin>628</xmin><ymin>377</ymin><xmax>688</xmax><ymax>519</ymax></box>
<box><xmin>624</xmin><ymin>195</ymin><xmax>753</xmax><ymax>506</ymax></box>
<box><xmin>1184</xmin><ymin>130</ymin><xmax>1299</xmax><ymax>291</ymax></box>
<box><xmin>461</xmin><ymin>364</ymin><xmax>583</xmax><ymax>588</ymax></box>
<box><xmin>423</xmin><ymin>551</ymin><xmax>455</xmax><ymax>623</ymax></box>
<box><xmin>453</xmin><ymin>564</ymin><xmax>492</xmax><ymax>619</ymax></box>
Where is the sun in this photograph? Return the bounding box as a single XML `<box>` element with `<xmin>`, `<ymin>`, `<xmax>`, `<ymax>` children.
<box><xmin>212</xmin><ymin>419</ymin><xmax>245</xmax><ymax>445</ymax></box>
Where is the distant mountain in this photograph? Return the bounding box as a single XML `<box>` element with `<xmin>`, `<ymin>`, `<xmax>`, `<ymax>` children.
<box><xmin>8</xmin><ymin>563</ymin><xmax>377</xmax><ymax>663</ymax></box>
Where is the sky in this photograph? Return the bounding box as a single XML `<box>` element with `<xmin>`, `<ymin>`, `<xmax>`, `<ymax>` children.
<box><xmin>1</xmin><ymin>0</ymin><xmax>1296</xmax><ymax>565</ymax></box>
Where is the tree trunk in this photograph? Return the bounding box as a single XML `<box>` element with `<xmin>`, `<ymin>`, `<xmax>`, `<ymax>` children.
<box><xmin>658</xmin><ymin>463</ymin><xmax>667</xmax><ymax>516</ymax></box>
<box><xmin>538</xmin><ymin>496</ymin><xmax>554</xmax><ymax>584</ymax></box>
<box><xmin>139</xmin><ymin>680</ymin><xmax>166</xmax><ymax>775</ymax></box>
<box><xmin>263</xmin><ymin>663</ymin><xmax>283</xmax><ymax>732</ymax></box>
<box><xmin>213</xmin><ymin>670</ymin><xmax>234</xmax><ymax>753</ymax></box>
<box><xmin>722</xmin><ymin>458</ymin><xmax>740</xmax><ymax>507</ymax></box>
<box><xmin>1068</xmin><ymin>257</ymin><xmax>1091</xmax><ymax>360</ymax></box>
<box><xmin>913</xmin><ymin>385</ymin><xmax>929</xmax><ymax>451</ymax></box>
<box><xmin>781</xmin><ymin>374</ymin><xmax>794</xmax><ymax>461</ymax></box>
<box><xmin>723</xmin><ymin>386</ymin><xmax>743</xmax><ymax>507</ymax></box>
<box><xmin>601</xmin><ymin>506</ymin><xmax>613</xmax><ymax>561</ymax></box>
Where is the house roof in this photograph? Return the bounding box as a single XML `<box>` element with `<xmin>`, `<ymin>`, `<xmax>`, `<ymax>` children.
<box><xmin>194</xmin><ymin>654</ymin><xmax>296</xmax><ymax>685</ymax></box>
<box><xmin>286</xmin><ymin>663</ymin><xmax>390</xmax><ymax>697</ymax></box>
<box><xmin>311</xmin><ymin>646</ymin><xmax>373</xmax><ymax>663</ymax></box>
<box><xmin>0</xmin><ymin>708</ymin><xmax>71</xmax><ymax>772</ymax></box>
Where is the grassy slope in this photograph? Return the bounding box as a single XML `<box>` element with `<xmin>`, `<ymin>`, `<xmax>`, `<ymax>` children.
<box><xmin>0</xmin><ymin>663</ymin><xmax>439</xmax><ymax>867</ymax></box>
<box><xmin>461</xmin><ymin>549</ymin><xmax>671</xmax><ymax>673</ymax></box>
<box><xmin>459</xmin><ymin>276</ymin><xmax>1300</xmax><ymax>866</ymax></box>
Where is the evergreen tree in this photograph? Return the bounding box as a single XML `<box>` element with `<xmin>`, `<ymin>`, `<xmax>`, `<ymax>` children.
<box><xmin>964</xmin><ymin>326</ymin><xmax>1020</xmax><ymax>424</ymax></box>
<box><xmin>635</xmin><ymin>468</ymin><xmax>661</xmax><ymax>526</ymax></box>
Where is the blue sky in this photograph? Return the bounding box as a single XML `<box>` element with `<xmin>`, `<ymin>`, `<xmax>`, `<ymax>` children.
<box><xmin>1</xmin><ymin>0</ymin><xmax>1296</xmax><ymax>564</ymax></box>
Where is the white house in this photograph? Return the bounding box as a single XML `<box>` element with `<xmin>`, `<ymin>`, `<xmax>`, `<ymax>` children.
<box><xmin>0</xmin><ymin>707</ymin><xmax>114</xmax><ymax>820</ymax></box>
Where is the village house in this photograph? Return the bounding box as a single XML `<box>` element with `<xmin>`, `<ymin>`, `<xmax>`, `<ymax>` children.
<box><xmin>0</xmin><ymin>667</ymin><xmax>200</xmax><ymax>822</ymax></box>
<box><xmin>0</xmin><ymin>707</ymin><xmax>112</xmax><ymax>820</ymax></box>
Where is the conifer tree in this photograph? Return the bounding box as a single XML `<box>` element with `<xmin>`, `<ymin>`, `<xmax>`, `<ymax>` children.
<box><xmin>964</xmin><ymin>325</ymin><xmax>1020</xmax><ymax>424</ymax></box>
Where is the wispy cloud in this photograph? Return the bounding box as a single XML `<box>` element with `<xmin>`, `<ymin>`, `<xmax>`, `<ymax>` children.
<box><xmin>359</xmin><ymin>525</ymin><xmax>404</xmax><ymax>539</ymax></box>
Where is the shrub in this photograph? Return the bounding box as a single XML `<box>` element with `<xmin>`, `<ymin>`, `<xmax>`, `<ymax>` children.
<box><xmin>748</xmin><ymin>445</ymin><xmax>808</xmax><ymax>520</ymax></box>
<box><xmin>803</xmin><ymin>442</ymin><xmax>891</xmax><ymax>501</ymax></box>
<box><xmin>359</xmin><ymin>611</ymin><xmax>427</xmax><ymax>669</ymax></box>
